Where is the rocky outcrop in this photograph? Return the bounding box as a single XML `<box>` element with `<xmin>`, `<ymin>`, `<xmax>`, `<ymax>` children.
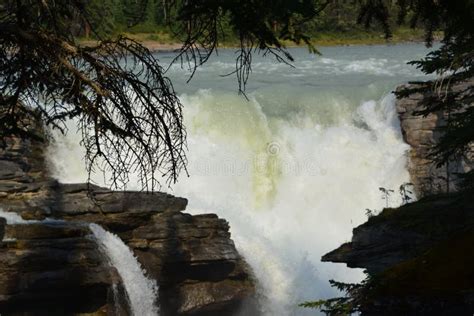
<box><xmin>322</xmin><ymin>78</ymin><xmax>474</xmax><ymax>315</ymax></box>
<box><xmin>51</xmin><ymin>184</ymin><xmax>255</xmax><ymax>316</ymax></box>
<box><xmin>395</xmin><ymin>79</ymin><xmax>474</xmax><ymax>198</ymax></box>
<box><xmin>322</xmin><ymin>193</ymin><xmax>474</xmax><ymax>273</ymax></box>
<box><xmin>323</xmin><ymin>193</ymin><xmax>474</xmax><ymax>315</ymax></box>
<box><xmin>0</xmin><ymin>105</ymin><xmax>257</xmax><ymax>315</ymax></box>
<box><xmin>326</xmin><ymin>78</ymin><xmax>474</xmax><ymax>274</ymax></box>
<box><xmin>0</xmin><ymin>220</ymin><xmax>129</xmax><ymax>315</ymax></box>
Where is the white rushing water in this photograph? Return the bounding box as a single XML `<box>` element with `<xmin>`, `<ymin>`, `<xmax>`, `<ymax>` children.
<box><xmin>0</xmin><ymin>209</ymin><xmax>38</xmax><ymax>224</ymax></box>
<box><xmin>47</xmin><ymin>44</ymin><xmax>433</xmax><ymax>315</ymax></box>
<box><xmin>0</xmin><ymin>209</ymin><xmax>62</xmax><ymax>225</ymax></box>
<box><xmin>172</xmin><ymin>92</ymin><xmax>410</xmax><ymax>315</ymax></box>
<box><xmin>0</xmin><ymin>209</ymin><xmax>38</xmax><ymax>242</ymax></box>
<box><xmin>89</xmin><ymin>224</ymin><xmax>159</xmax><ymax>316</ymax></box>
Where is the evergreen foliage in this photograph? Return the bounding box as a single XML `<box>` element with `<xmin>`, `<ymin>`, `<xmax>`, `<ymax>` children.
<box><xmin>300</xmin><ymin>279</ymin><xmax>371</xmax><ymax>315</ymax></box>
<box><xmin>392</xmin><ymin>0</ymin><xmax>474</xmax><ymax>190</ymax></box>
<box><xmin>80</xmin><ymin>0</ymin><xmax>421</xmax><ymax>40</ymax></box>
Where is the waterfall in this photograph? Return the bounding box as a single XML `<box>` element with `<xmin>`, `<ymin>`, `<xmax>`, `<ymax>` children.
<box><xmin>173</xmin><ymin>92</ymin><xmax>410</xmax><ymax>315</ymax></box>
<box><xmin>46</xmin><ymin>45</ymin><xmax>433</xmax><ymax>315</ymax></box>
<box><xmin>0</xmin><ymin>209</ymin><xmax>40</xmax><ymax>225</ymax></box>
<box><xmin>89</xmin><ymin>224</ymin><xmax>159</xmax><ymax>316</ymax></box>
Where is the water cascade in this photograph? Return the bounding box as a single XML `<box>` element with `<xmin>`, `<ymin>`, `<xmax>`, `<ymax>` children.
<box><xmin>89</xmin><ymin>223</ymin><xmax>159</xmax><ymax>316</ymax></box>
<box><xmin>47</xmin><ymin>44</ymin><xmax>433</xmax><ymax>315</ymax></box>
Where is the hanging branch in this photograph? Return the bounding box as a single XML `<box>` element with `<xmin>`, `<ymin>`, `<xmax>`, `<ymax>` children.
<box><xmin>0</xmin><ymin>1</ymin><xmax>187</xmax><ymax>191</ymax></box>
<box><xmin>167</xmin><ymin>0</ymin><xmax>319</xmax><ymax>94</ymax></box>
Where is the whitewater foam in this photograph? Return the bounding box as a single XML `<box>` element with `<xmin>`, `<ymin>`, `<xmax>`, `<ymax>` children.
<box><xmin>89</xmin><ymin>224</ymin><xmax>159</xmax><ymax>316</ymax></box>
<box><xmin>0</xmin><ymin>210</ymin><xmax>39</xmax><ymax>225</ymax></box>
<box><xmin>46</xmin><ymin>45</ymin><xmax>432</xmax><ymax>315</ymax></box>
<box><xmin>46</xmin><ymin>91</ymin><xmax>411</xmax><ymax>315</ymax></box>
<box><xmin>171</xmin><ymin>91</ymin><xmax>410</xmax><ymax>315</ymax></box>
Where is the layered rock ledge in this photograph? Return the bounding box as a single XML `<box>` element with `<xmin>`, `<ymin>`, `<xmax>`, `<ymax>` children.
<box><xmin>0</xmin><ymin>219</ymin><xmax>129</xmax><ymax>315</ymax></box>
<box><xmin>322</xmin><ymin>78</ymin><xmax>474</xmax><ymax>315</ymax></box>
<box><xmin>0</xmin><ymin>105</ymin><xmax>257</xmax><ymax>315</ymax></box>
<box><xmin>323</xmin><ymin>193</ymin><xmax>474</xmax><ymax>315</ymax></box>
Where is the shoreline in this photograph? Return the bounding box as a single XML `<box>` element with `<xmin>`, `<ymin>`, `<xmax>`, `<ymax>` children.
<box><xmin>79</xmin><ymin>32</ymin><xmax>433</xmax><ymax>53</ymax></box>
<box><xmin>136</xmin><ymin>39</ymin><xmax>428</xmax><ymax>53</ymax></box>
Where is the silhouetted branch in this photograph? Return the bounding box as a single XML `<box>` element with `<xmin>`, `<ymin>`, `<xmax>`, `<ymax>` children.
<box><xmin>0</xmin><ymin>1</ymin><xmax>187</xmax><ymax>191</ymax></box>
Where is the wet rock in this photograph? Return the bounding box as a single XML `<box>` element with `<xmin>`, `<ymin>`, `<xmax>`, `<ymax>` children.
<box><xmin>5</xmin><ymin>222</ymin><xmax>89</xmax><ymax>240</ymax></box>
<box><xmin>20</xmin><ymin>209</ymin><xmax>47</xmax><ymax>221</ymax></box>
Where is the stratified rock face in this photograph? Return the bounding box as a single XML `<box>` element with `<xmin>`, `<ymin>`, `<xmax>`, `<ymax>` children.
<box><xmin>0</xmin><ymin>220</ymin><xmax>129</xmax><ymax>315</ymax></box>
<box><xmin>395</xmin><ymin>79</ymin><xmax>474</xmax><ymax>197</ymax></box>
<box><xmin>0</xmin><ymin>105</ymin><xmax>257</xmax><ymax>315</ymax></box>
<box><xmin>48</xmin><ymin>184</ymin><xmax>257</xmax><ymax>316</ymax></box>
<box><xmin>323</xmin><ymin>193</ymin><xmax>474</xmax><ymax>315</ymax></box>
<box><xmin>322</xmin><ymin>194</ymin><xmax>474</xmax><ymax>274</ymax></box>
<box><xmin>0</xmin><ymin>106</ymin><xmax>54</xmax><ymax>214</ymax></box>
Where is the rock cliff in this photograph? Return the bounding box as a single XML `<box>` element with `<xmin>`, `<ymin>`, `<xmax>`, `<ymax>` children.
<box><xmin>323</xmin><ymin>193</ymin><xmax>474</xmax><ymax>315</ymax></box>
<box><xmin>323</xmin><ymin>193</ymin><xmax>474</xmax><ymax>273</ymax></box>
<box><xmin>395</xmin><ymin>78</ymin><xmax>474</xmax><ymax>198</ymax></box>
<box><xmin>0</xmin><ymin>105</ymin><xmax>257</xmax><ymax>315</ymax></box>
<box><xmin>0</xmin><ymin>219</ymin><xmax>130</xmax><ymax>315</ymax></box>
<box><xmin>322</xmin><ymin>78</ymin><xmax>474</xmax><ymax>315</ymax></box>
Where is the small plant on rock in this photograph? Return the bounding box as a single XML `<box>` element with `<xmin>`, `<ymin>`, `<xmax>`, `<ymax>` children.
<box><xmin>379</xmin><ymin>187</ymin><xmax>394</xmax><ymax>208</ymax></box>
<box><xmin>399</xmin><ymin>183</ymin><xmax>414</xmax><ymax>205</ymax></box>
